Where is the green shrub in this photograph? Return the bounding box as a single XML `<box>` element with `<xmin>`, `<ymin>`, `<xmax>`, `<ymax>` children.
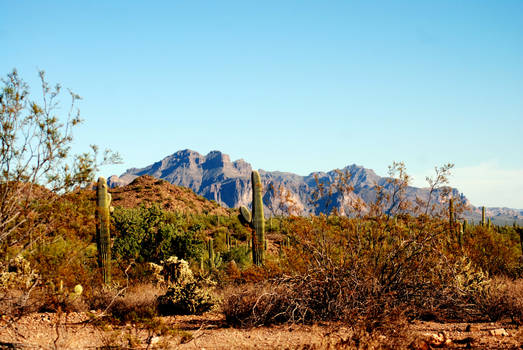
<box><xmin>112</xmin><ymin>205</ymin><xmax>204</xmax><ymax>264</ymax></box>
<box><xmin>221</xmin><ymin>245</ymin><xmax>251</xmax><ymax>269</ymax></box>
<box><xmin>157</xmin><ymin>257</ymin><xmax>215</xmax><ymax>315</ymax></box>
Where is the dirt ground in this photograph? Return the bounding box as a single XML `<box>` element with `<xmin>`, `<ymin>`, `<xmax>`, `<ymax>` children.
<box><xmin>0</xmin><ymin>312</ymin><xmax>522</xmax><ymax>349</ymax></box>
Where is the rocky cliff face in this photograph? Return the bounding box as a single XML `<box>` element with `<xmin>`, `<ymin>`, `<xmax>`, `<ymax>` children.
<box><xmin>110</xmin><ymin>150</ymin><xmax>254</xmax><ymax>209</ymax></box>
<box><xmin>108</xmin><ymin>149</ymin><xmax>478</xmax><ymax>219</ymax></box>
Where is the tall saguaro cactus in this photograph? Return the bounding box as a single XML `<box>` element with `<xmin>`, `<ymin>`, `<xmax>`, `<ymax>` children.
<box><xmin>207</xmin><ymin>238</ymin><xmax>215</xmax><ymax>269</ymax></box>
<box><xmin>457</xmin><ymin>222</ymin><xmax>463</xmax><ymax>248</ymax></box>
<box><xmin>481</xmin><ymin>206</ymin><xmax>486</xmax><ymax>227</ymax></box>
<box><xmin>517</xmin><ymin>226</ymin><xmax>523</xmax><ymax>257</ymax></box>
<box><xmin>449</xmin><ymin>198</ymin><xmax>454</xmax><ymax>227</ymax></box>
<box><xmin>238</xmin><ymin>170</ymin><xmax>265</xmax><ymax>265</ymax></box>
<box><xmin>96</xmin><ymin>177</ymin><xmax>112</xmax><ymax>285</ymax></box>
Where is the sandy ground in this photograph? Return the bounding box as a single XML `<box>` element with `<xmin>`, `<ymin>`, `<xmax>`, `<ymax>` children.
<box><xmin>0</xmin><ymin>312</ymin><xmax>522</xmax><ymax>349</ymax></box>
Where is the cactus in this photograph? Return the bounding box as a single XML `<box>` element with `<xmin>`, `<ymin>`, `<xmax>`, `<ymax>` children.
<box><xmin>516</xmin><ymin>226</ymin><xmax>523</xmax><ymax>257</ymax></box>
<box><xmin>239</xmin><ymin>206</ymin><xmax>251</xmax><ymax>225</ymax></box>
<box><xmin>457</xmin><ymin>222</ymin><xmax>463</xmax><ymax>247</ymax></box>
<box><xmin>488</xmin><ymin>218</ymin><xmax>491</xmax><ymax>229</ymax></box>
<box><xmin>463</xmin><ymin>219</ymin><xmax>467</xmax><ymax>232</ymax></box>
<box><xmin>207</xmin><ymin>238</ymin><xmax>215</xmax><ymax>269</ymax></box>
<box><xmin>68</xmin><ymin>284</ymin><xmax>83</xmax><ymax>301</ymax></box>
<box><xmin>226</xmin><ymin>231</ymin><xmax>231</xmax><ymax>251</ymax></box>
<box><xmin>238</xmin><ymin>170</ymin><xmax>265</xmax><ymax>265</ymax></box>
<box><xmin>449</xmin><ymin>198</ymin><xmax>454</xmax><ymax>227</ymax></box>
<box><xmin>481</xmin><ymin>206</ymin><xmax>486</xmax><ymax>226</ymax></box>
<box><xmin>96</xmin><ymin>177</ymin><xmax>112</xmax><ymax>285</ymax></box>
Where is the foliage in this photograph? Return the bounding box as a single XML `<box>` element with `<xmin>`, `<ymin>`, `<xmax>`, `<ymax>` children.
<box><xmin>28</xmin><ymin>235</ymin><xmax>99</xmax><ymax>295</ymax></box>
<box><xmin>0</xmin><ymin>254</ymin><xmax>39</xmax><ymax>289</ymax></box>
<box><xmin>0</xmin><ymin>69</ymin><xmax>120</xmax><ymax>250</ymax></box>
<box><xmin>112</xmin><ymin>205</ymin><xmax>205</xmax><ymax>264</ymax></box>
<box><xmin>224</xmin><ymin>214</ymin><xmax>523</xmax><ymax>328</ymax></box>
<box><xmin>157</xmin><ymin>257</ymin><xmax>215</xmax><ymax>315</ymax></box>
<box><xmin>221</xmin><ymin>245</ymin><xmax>251</xmax><ymax>269</ymax></box>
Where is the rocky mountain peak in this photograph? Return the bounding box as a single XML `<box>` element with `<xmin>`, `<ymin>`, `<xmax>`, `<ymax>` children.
<box><xmin>106</xmin><ymin>149</ymin><xmax>522</xmax><ymax>224</ymax></box>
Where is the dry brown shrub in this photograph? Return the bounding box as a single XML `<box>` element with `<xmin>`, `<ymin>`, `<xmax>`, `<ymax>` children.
<box><xmin>222</xmin><ymin>268</ymin><xmax>410</xmax><ymax>332</ymax></box>
<box><xmin>223</xmin><ymin>260</ymin><xmax>241</xmax><ymax>283</ymax></box>
<box><xmin>475</xmin><ymin>277</ymin><xmax>523</xmax><ymax>324</ymax></box>
<box><xmin>89</xmin><ymin>283</ymin><xmax>165</xmax><ymax>322</ymax></box>
<box><xmin>222</xmin><ymin>282</ymin><xmax>296</xmax><ymax>327</ymax></box>
<box><xmin>223</xmin><ymin>215</ymin><xmax>518</xmax><ymax>329</ymax></box>
<box><xmin>463</xmin><ymin>226</ymin><xmax>521</xmax><ymax>278</ymax></box>
<box><xmin>236</xmin><ymin>261</ymin><xmax>282</xmax><ymax>284</ymax></box>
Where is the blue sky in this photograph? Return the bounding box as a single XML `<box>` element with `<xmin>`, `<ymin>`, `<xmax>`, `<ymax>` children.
<box><xmin>2</xmin><ymin>1</ymin><xmax>522</xmax><ymax>208</ymax></box>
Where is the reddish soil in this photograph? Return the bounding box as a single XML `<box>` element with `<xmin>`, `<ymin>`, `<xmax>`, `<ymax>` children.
<box><xmin>1</xmin><ymin>312</ymin><xmax>521</xmax><ymax>349</ymax></box>
<box><xmin>109</xmin><ymin>175</ymin><xmax>231</xmax><ymax>216</ymax></box>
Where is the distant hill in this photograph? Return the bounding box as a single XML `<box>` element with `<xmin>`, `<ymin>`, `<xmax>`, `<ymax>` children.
<box><xmin>108</xmin><ymin>175</ymin><xmax>230</xmax><ymax>216</ymax></box>
<box><xmin>107</xmin><ymin>149</ymin><xmax>523</xmax><ymax>225</ymax></box>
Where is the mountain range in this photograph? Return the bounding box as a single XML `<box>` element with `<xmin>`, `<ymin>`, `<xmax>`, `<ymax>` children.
<box><xmin>107</xmin><ymin>149</ymin><xmax>523</xmax><ymax>225</ymax></box>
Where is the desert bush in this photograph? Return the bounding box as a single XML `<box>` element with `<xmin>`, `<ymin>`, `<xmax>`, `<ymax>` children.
<box><xmin>158</xmin><ymin>280</ymin><xmax>215</xmax><ymax>315</ymax></box>
<box><xmin>463</xmin><ymin>225</ymin><xmax>521</xmax><ymax>278</ymax></box>
<box><xmin>220</xmin><ymin>245</ymin><xmax>251</xmax><ymax>268</ymax></box>
<box><xmin>0</xmin><ymin>255</ymin><xmax>39</xmax><ymax>289</ymax></box>
<box><xmin>88</xmin><ymin>283</ymin><xmax>163</xmax><ymax>323</ymax></box>
<box><xmin>109</xmin><ymin>284</ymin><xmax>162</xmax><ymax>322</ymax></box>
<box><xmin>27</xmin><ymin>236</ymin><xmax>102</xmax><ymax>298</ymax></box>
<box><xmin>223</xmin><ymin>215</ymin><xmax>518</xmax><ymax>328</ymax></box>
<box><xmin>157</xmin><ymin>257</ymin><xmax>215</xmax><ymax>315</ymax></box>
<box><xmin>112</xmin><ymin>205</ymin><xmax>204</xmax><ymax>264</ymax></box>
<box><xmin>474</xmin><ymin>277</ymin><xmax>523</xmax><ymax>324</ymax></box>
<box><xmin>0</xmin><ymin>255</ymin><xmax>42</xmax><ymax>315</ymax></box>
<box><xmin>36</xmin><ymin>283</ymin><xmax>87</xmax><ymax>313</ymax></box>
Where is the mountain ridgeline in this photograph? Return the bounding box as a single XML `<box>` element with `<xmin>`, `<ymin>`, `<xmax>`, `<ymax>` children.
<box><xmin>108</xmin><ymin>150</ymin><xmax>523</xmax><ymax>224</ymax></box>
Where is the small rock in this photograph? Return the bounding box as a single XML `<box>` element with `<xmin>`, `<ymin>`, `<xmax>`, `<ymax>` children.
<box><xmin>409</xmin><ymin>339</ymin><xmax>430</xmax><ymax>350</ymax></box>
<box><xmin>464</xmin><ymin>324</ymin><xmax>471</xmax><ymax>332</ymax></box>
<box><xmin>150</xmin><ymin>336</ymin><xmax>160</xmax><ymax>345</ymax></box>
<box><xmin>489</xmin><ymin>328</ymin><xmax>508</xmax><ymax>337</ymax></box>
<box><xmin>427</xmin><ymin>332</ymin><xmax>446</xmax><ymax>346</ymax></box>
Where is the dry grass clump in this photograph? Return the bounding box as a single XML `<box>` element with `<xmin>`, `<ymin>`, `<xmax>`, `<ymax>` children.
<box><xmin>90</xmin><ymin>283</ymin><xmax>165</xmax><ymax>322</ymax></box>
<box><xmin>222</xmin><ymin>283</ymin><xmax>293</xmax><ymax>327</ymax></box>
<box><xmin>475</xmin><ymin>277</ymin><xmax>523</xmax><ymax>324</ymax></box>
<box><xmin>222</xmin><ymin>267</ymin><xmax>409</xmax><ymax>331</ymax></box>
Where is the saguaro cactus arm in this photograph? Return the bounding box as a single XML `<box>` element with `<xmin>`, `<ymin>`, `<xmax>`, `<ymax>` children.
<box><xmin>239</xmin><ymin>206</ymin><xmax>252</xmax><ymax>226</ymax></box>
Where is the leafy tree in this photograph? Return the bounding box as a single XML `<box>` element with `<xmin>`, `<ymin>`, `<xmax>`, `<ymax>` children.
<box><xmin>112</xmin><ymin>205</ymin><xmax>204</xmax><ymax>264</ymax></box>
<box><xmin>0</xmin><ymin>69</ymin><xmax>120</xmax><ymax>250</ymax></box>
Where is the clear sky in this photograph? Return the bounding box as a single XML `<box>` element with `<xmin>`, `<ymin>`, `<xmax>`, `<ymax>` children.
<box><xmin>2</xmin><ymin>1</ymin><xmax>522</xmax><ymax>208</ymax></box>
